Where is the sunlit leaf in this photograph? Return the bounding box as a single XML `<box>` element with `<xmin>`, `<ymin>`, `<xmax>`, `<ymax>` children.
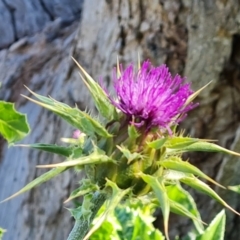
<box><xmin>1</xmin><ymin>167</ymin><xmax>67</xmax><ymax>202</ymax></box>
<box><xmin>72</xmin><ymin>57</ymin><xmax>118</xmax><ymax>121</ymax></box>
<box><xmin>128</xmin><ymin>125</ymin><xmax>140</xmax><ymax>140</ymax></box>
<box><xmin>167</xmin><ymin>184</ymin><xmax>204</xmax><ymax>233</ymax></box>
<box><xmin>181</xmin><ymin>177</ymin><xmax>240</xmax><ymax>216</ymax></box>
<box><xmin>167</xmin><ymin>141</ymin><xmax>240</xmax><ymax>157</ymax></box>
<box><xmin>165</xmin><ymin>137</ymin><xmax>200</xmax><ymax>149</ymax></box>
<box><xmin>147</xmin><ymin>138</ymin><xmax>167</xmax><ymax>149</ymax></box>
<box><xmin>0</xmin><ymin>101</ymin><xmax>30</xmax><ymax>144</ymax></box>
<box><xmin>228</xmin><ymin>185</ymin><xmax>240</xmax><ymax>194</ymax></box>
<box><xmin>185</xmin><ymin>81</ymin><xmax>212</xmax><ymax>107</ymax></box>
<box><xmin>22</xmin><ymin>89</ymin><xmax>112</xmax><ymax>138</ymax></box>
<box><xmin>140</xmin><ymin>173</ymin><xmax>170</xmax><ymax>240</ymax></box>
<box><xmin>64</xmin><ymin>180</ymin><xmax>99</xmax><ymax>203</ymax></box>
<box><xmin>160</xmin><ymin>159</ymin><xmax>225</xmax><ymax>189</ymax></box>
<box><xmin>0</xmin><ymin>227</ymin><xmax>6</xmax><ymax>240</ymax></box>
<box><xmin>169</xmin><ymin>199</ymin><xmax>206</xmax><ymax>229</ymax></box>
<box><xmin>117</xmin><ymin>145</ymin><xmax>143</xmax><ymax>164</ymax></box>
<box><xmin>196</xmin><ymin>210</ymin><xmax>225</xmax><ymax>240</ymax></box>
<box><xmin>83</xmin><ymin>180</ymin><xmax>131</xmax><ymax>240</ymax></box>
<box><xmin>37</xmin><ymin>146</ymin><xmax>115</xmax><ymax>168</ymax></box>
<box><xmin>16</xmin><ymin>143</ymin><xmax>73</xmax><ymax>157</ymax></box>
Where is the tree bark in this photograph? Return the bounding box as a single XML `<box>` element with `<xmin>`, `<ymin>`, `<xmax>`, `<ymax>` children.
<box><xmin>1</xmin><ymin>0</ymin><xmax>240</xmax><ymax>239</ymax></box>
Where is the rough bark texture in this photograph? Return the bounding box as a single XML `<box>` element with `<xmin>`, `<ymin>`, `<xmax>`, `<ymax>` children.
<box><xmin>0</xmin><ymin>1</ymin><xmax>84</xmax><ymax>240</ymax></box>
<box><xmin>1</xmin><ymin>0</ymin><xmax>240</xmax><ymax>240</ymax></box>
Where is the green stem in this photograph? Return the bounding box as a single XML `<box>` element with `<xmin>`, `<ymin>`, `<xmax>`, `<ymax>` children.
<box><xmin>67</xmin><ymin>191</ymin><xmax>107</xmax><ymax>240</ymax></box>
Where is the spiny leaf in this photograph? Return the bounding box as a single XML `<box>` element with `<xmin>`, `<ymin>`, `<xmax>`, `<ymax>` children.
<box><xmin>37</xmin><ymin>151</ymin><xmax>115</xmax><ymax>168</ymax></box>
<box><xmin>22</xmin><ymin>93</ymin><xmax>112</xmax><ymax>138</ymax></box>
<box><xmin>128</xmin><ymin>124</ymin><xmax>140</xmax><ymax>140</ymax></box>
<box><xmin>169</xmin><ymin>199</ymin><xmax>206</xmax><ymax>229</ymax></box>
<box><xmin>163</xmin><ymin>169</ymin><xmax>188</xmax><ymax>180</ymax></box>
<box><xmin>185</xmin><ymin>81</ymin><xmax>212</xmax><ymax>107</ymax></box>
<box><xmin>228</xmin><ymin>185</ymin><xmax>240</xmax><ymax>194</ymax></box>
<box><xmin>167</xmin><ymin>184</ymin><xmax>204</xmax><ymax>233</ymax></box>
<box><xmin>0</xmin><ymin>227</ymin><xmax>6</xmax><ymax>240</ymax></box>
<box><xmin>0</xmin><ymin>101</ymin><xmax>30</xmax><ymax>144</ymax></box>
<box><xmin>64</xmin><ymin>180</ymin><xmax>99</xmax><ymax>203</ymax></box>
<box><xmin>72</xmin><ymin>57</ymin><xmax>118</xmax><ymax>121</ymax></box>
<box><xmin>147</xmin><ymin>138</ymin><xmax>167</xmax><ymax>149</ymax></box>
<box><xmin>16</xmin><ymin>143</ymin><xmax>73</xmax><ymax>157</ymax></box>
<box><xmin>181</xmin><ymin>177</ymin><xmax>240</xmax><ymax>216</ymax></box>
<box><xmin>166</xmin><ymin>141</ymin><xmax>240</xmax><ymax>157</ymax></box>
<box><xmin>165</xmin><ymin>137</ymin><xmax>200</xmax><ymax>149</ymax></box>
<box><xmin>196</xmin><ymin>210</ymin><xmax>226</xmax><ymax>240</ymax></box>
<box><xmin>1</xmin><ymin>167</ymin><xmax>67</xmax><ymax>203</ymax></box>
<box><xmin>160</xmin><ymin>159</ymin><xmax>225</xmax><ymax>189</ymax></box>
<box><xmin>117</xmin><ymin>145</ymin><xmax>143</xmax><ymax>164</ymax></box>
<box><xmin>140</xmin><ymin>173</ymin><xmax>170</xmax><ymax>240</ymax></box>
<box><xmin>83</xmin><ymin>179</ymin><xmax>131</xmax><ymax>240</ymax></box>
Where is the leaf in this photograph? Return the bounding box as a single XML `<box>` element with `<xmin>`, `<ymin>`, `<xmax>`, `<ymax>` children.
<box><xmin>0</xmin><ymin>101</ymin><xmax>30</xmax><ymax>144</ymax></box>
<box><xmin>128</xmin><ymin>125</ymin><xmax>140</xmax><ymax>140</ymax></box>
<box><xmin>181</xmin><ymin>177</ymin><xmax>240</xmax><ymax>216</ymax></box>
<box><xmin>140</xmin><ymin>173</ymin><xmax>170</xmax><ymax>240</ymax></box>
<box><xmin>147</xmin><ymin>138</ymin><xmax>167</xmax><ymax>149</ymax></box>
<box><xmin>228</xmin><ymin>185</ymin><xmax>240</xmax><ymax>194</ymax></box>
<box><xmin>165</xmin><ymin>137</ymin><xmax>200</xmax><ymax>149</ymax></box>
<box><xmin>22</xmin><ymin>89</ymin><xmax>112</xmax><ymax>138</ymax></box>
<box><xmin>117</xmin><ymin>145</ymin><xmax>143</xmax><ymax>164</ymax></box>
<box><xmin>83</xmin><ymin>179</ymin><xmax>131</xmax><ymax>240</ymax></box>
<box><xmin>167</xmin><ymin>184</ymin><xmax>204</xmax><ymax>233</ymax></box>
<box><xmin>160</xmin><ymin>159</ymin><xmax>225</xmax><ymax>189</ymax></box>
<box><xmin>169</xmin><ymin>199</ymin><xmax>206</xmax><ymax>229</ymax></box>
<box><xmin>1</xmin><ymin>167</ymin><xmax>67</xmax><ymax>202</ymax></box>
<box><xmin>185</xmin><ymin>81</ymin><xmax>212</xmax><ymax>107</ymax></box>
<box><xmin>167</xmin><ymin>141</ymin><xmax>240</xmax><ymax>157</ymax></box>
<box><xmin>72</xmin><ymin>57</ymin><xmax>118</xmax><ymax>121</ymax></box>
<box><xmin>37</xmin><ymin>147</ymin><xmax>115</xmax><ymax>168</ymax></box>
<box><xmin>0</xmin><ymin>228</ymin><xmax>6</xmax><ymax>240</ymax></box>
<box><xmin>16</xmin><ymin>143</ymin><xmax>73</xmax><ymax>157</ymax></box>
<box><xmin>64</xmin><ymin>180</ymin><xmax>99</xmax><ymax>203</ymax></box>
<box><xmin>196</xmin><ymin>210</ymin><xmax>226</xmax><ymax>240</ymax></box>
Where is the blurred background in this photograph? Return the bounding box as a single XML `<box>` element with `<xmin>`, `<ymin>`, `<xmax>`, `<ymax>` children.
<box><xmin>0</xmin><ymin>0</ymin><xmax>240</xmax><ymax>239</ymax></box>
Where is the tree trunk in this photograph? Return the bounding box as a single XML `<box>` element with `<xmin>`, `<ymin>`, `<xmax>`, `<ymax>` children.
<box><xmin>1</xmin><ymin>0</ymin><xmax>240</xmax><ymax>239</ymax></box>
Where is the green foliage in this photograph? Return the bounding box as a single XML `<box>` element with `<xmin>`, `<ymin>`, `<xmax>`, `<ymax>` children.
<box><xmin>196</xmin><ymin>210</ymin><xmax>226</xmax><ymax>240</ymax></box>
<box><xmin>83</xmin><ymin>180</ymin><xmax>131</xmax><ymax>240</ymax></box>
<box><xmin>0</xmin><ymin>228</ymin><xmax>6</xmax><ymax>240</ymax></box>
<box><xmin>18</xmin><ymin>143</ymin><xmax>74</xmax><ymax>157</ymax></box>
<box><xmin>160</xmin><ymin>158</ymin><xmax>224</xmax><ymax>188</ymax></box>
<box><xmin>2</xmin><ymin>61</ymin><xmax>239</xmax><ymax>240</ymax></box>
<box><xmin>0</xmin><ymin>101</ymin><xmax>30</xmax><ymax>144</ymax></box>
<box><xmin>23</xmin><ymin>87</ymin><xmax>112</xmax><ymax>138</ymax></box>
<box><xmin>91</xmin><ymin>202</ymin><xmax>164</xmax><ymax>240</ymax></box>
<box><xmin>72</xmin><ymin>58</ymin><xmax>119</xmax><ymax>121</ymax></box>
<box><xmin>166</xmin><ymin>139</ymin><xmax>240</xmax><ymax>157</ymax></box>
<box><xmin>228</xmin><ymin>184</ymin><xmax>240</xmax><ymax>193</ymax></box>
<box><xmin>91</xmin><ymin>202</ymin><xmax>225</xmax><ymax>240</ymax></box>
<box><xmin>1</xmin><ymin>167</ymin><xmax>67</xmax><ymax>203</ymax></box>
<box><xmin>181</xmin><ymin>177</ymin><xmax>239</xmax><ymax>215</ymax></box>
<box><xmin>140</xmin><ymin>173</ymin><xmax>170</xmax><ymax>240</ymax></box>
<box><xmin>167</xmin><ymin>184</ymin><xmax>204</xmax><ymax>233</ymax></box>
<box><xmin>64</xmin><ymin>179</ymin><xmax>99</xmax><ymax>203</ymax></box>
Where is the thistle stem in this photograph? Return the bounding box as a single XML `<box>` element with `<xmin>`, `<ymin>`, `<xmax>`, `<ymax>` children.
<box><xmin>67</xmin><ymin>191</ymin><xmax>107</xmax><ymax>240</ymax></box>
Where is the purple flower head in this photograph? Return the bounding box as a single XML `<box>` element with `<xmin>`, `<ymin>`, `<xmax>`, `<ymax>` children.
<box><xmin>109</xmin><ymin>60</ymin><xmax>195</xmax><ymax>132</ymax></box>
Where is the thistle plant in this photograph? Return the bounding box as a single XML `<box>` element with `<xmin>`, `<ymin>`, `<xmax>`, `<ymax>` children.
<box><xmin>2</xmin><ymin>58</ymin><xmax>240</xmax><ymax>240</ymax></box>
